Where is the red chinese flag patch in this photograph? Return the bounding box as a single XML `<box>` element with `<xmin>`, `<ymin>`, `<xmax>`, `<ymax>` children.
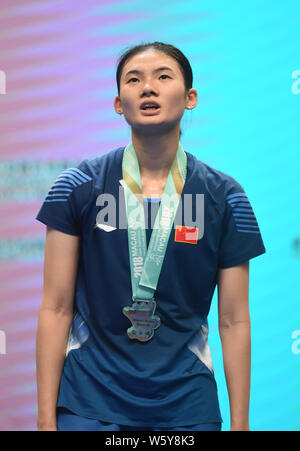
<box><xmin>174</xmin><ymin>226</ymin><xmax>198</xmax><ymax>244</ymax></box>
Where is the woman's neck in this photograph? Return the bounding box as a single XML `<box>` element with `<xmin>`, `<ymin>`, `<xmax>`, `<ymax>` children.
<box><xmin>131</xmin><ymin>129</ymin><xmax>180</xmax><ymax>180</ymax></box>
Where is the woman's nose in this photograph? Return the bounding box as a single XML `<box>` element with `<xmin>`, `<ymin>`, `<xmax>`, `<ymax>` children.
<box><xmin>140</xmin><ymin>81</ymin><xmax>157</xmax><ymax>95</ymax></box>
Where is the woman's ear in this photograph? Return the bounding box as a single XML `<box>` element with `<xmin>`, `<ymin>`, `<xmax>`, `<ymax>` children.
<box><xmin>185</xmin><ymin>88</ymin><xmax>197</xmax><ymax>110</ymax></box>
<box><xmin>114</xmin><ymin>95</ymin><xmax>123</xmax><ymax>115</ymax></box>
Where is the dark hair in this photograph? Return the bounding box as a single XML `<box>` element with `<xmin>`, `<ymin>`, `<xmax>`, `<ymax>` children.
<box><xmin>116</xmin><ymin>41</ymin><xmax>193</xmax><ymax>138</ymax></box>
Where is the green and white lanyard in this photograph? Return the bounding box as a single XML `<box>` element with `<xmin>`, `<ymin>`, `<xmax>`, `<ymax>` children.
<box><xmin>121</xmin><ymin>142</ymin><xmax>187</xmax><ymax>342</ymax></box>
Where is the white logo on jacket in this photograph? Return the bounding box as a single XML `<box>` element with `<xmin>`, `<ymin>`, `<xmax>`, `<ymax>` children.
<box><xmin>94</xmin><ymin>223</ymin><xmax>117</xmax><ymax>232</ymax></box>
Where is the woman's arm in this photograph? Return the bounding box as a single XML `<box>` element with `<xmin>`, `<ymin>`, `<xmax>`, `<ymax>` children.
<box><xmin>217</xmin><ymin>261</ymin><xmax>251</xmax><ymax>431</ymax></box>
<box><xmin>36</xmin><ymin>226</ymin><xmax>80</xmax><ymax>431</ymax></box>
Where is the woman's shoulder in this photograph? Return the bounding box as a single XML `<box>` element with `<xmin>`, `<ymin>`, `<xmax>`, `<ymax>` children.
<box><xmin>75</xmin><ymin>146</ymin><xmax>125</xmax><ymax>180</ymax></box>
<box><xmin>187</xmin><ymin>151</ymin><xmax>245</xmax><ymax>196</ymax></box>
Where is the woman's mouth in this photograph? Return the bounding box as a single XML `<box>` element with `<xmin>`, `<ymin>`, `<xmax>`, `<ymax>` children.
<box><xmin>140</xmin><ymin>106</ymin><xmax>161</xmax><ymax>115</ymax></box>
<box><xmin>140</xmin><ymin>101</ymin><xmax>161</xmax><ymax>115</ymax></box>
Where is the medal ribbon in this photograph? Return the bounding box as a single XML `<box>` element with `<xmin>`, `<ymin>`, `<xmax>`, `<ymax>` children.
<box><xmin>122</xmin><ymin>141</ymin><xmax>187</xmax><ymax>302</ymax></box>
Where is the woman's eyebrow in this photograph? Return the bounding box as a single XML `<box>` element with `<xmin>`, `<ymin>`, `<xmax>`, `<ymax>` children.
<box><xmin>124</xmin><ymin>66</ymin><xmax>174</xmax><ymax>77</ymax></box>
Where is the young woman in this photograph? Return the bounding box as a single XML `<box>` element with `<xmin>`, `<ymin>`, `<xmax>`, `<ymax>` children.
<box><xmin>35</xmin><ymin>41</ymin><xmax>266</xmax><ymax>431</ymax></box>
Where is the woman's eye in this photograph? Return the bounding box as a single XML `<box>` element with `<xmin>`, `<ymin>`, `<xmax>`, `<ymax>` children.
<box><xmin>128</xmin><ymin>74</ymin><xmax>170</xmax><ymax>83</ymax></box>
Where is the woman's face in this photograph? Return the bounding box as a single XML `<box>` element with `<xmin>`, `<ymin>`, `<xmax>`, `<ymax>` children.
<box><xmin>114</xmin><ymin>49</ymin><xmax>197</xmax><ymax>135</ymax></box>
